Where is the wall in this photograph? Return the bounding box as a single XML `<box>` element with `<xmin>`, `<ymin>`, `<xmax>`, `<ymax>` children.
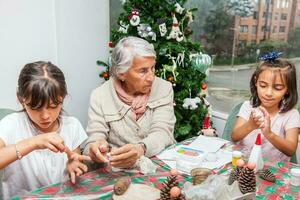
<box><xmin>0</xmin><ymin>0</ymin><xmax>109</xmax><ymax>126</ymax></box>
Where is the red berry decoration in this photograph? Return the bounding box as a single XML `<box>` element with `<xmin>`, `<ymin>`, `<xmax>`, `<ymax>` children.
<box><xmin>108</xmin><ymin>41</ymin><xmax>113</xmax><ymax>48</ymax></box>
<box><xmin>201</xmin><ymin>83</ymin><xmax>207</xmax><ymax>90</ymax></box>
<box><xmin>102</xmin><ymin>72</ymin><xmax>110</xmax><ymax>80</ymax></box>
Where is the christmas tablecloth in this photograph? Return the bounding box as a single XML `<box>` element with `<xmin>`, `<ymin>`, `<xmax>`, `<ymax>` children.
<box><xmin>12</xmin><ymin>141</ymin><xmax>300</xmax><ymax>200</ymax></box>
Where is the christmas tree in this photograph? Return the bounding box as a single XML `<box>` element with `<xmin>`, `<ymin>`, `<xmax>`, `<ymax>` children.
<box><xmin>99</xmin><ymin>0</ymin><xmax>212</xmax><ymax>141</ymax></box>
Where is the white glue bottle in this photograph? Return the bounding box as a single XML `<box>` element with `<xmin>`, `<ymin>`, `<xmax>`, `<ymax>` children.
<box><xmin>248</xmin><ymin>133</ymin><xmax>264</xmax><ymax>172</ymax></box>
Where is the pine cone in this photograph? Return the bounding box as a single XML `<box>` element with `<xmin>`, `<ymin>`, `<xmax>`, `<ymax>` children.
<box><xmin>258</xmin><ymin>169</ymin><xmax>276</xmax><ymax>182</ymax></box>
<box><xmin>160</xmin><ymin>175</ymin><xmax>179</xmax><ymax>199</ymax></box>
<box><xmin>238</xmin><ymin>167</ymin><xmax>256</xmax><ymax>194</ymax></box>
<box><xmin>228</xmin><ymin>166</ymin><xmax>243</xmax><ymax>185</ymax></box>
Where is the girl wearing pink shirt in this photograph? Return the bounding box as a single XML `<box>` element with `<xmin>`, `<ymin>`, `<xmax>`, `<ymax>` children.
<box><xmin>231</xmin><ymin>52</ymin><xmax>300</xmax><ymax>162</ymax></box>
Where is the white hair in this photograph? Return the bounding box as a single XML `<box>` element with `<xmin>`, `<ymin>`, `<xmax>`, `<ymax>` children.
<box><xmin>111</xmin><ymin>36</ymin><xmax>156</xmax><ymax>76</ymax></box>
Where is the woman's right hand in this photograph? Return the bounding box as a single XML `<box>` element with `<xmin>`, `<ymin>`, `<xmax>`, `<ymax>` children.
<box><xmin>33</xmin><ymin>132</ymin><xmax>66</xmax><ymax>153</ymax></box>
<box><xmin>88</xmin><ymin>139</ymin><xmax>109</xmax><ymax>163</ymax></box>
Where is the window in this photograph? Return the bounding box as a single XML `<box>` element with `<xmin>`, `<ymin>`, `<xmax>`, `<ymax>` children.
<box><xmin>263</xmin><ymin>12</ymin><xmax>272</xmax><ymax>19</ymax></box>
<box><xmin>238</xmin><ymin>40</ymin><xmax>247</xmax><ymax>48</ymax></box>
<box><xmin>272</xmin><ymin>26</ymin><xmax>277</xmax><ymax>33</ymax></box>
<box><xmin>253</xmin><ymin>11</ymin><xmax>258</xmax><ymax>19</ymax></box>
<box><xmin>279</xmin><ymin>26</ymin><xmax>285</xmax><ymax>32</ymax></box>
<box><xmin>261</xmin><ymin>26</ymin><xmax>270</xmax><ymax>32</ymax></box>
<box><xmin>240</xmin><ymin>25</ymin><xmax>248</xmax><ymax>33</ymax></box>
<box><xmin>281</xmin><ymin>13</ymin><xmax>287</xmax><ymax>20</ymax></box>
<box><xmin>252</xmin><ymin>25</ymin><xmax>257</xmax><ymax>34</ymax></box>
<box><xmin>274</xmin><ymin>13</ymin><xmax>279</xmax><ymax>20</ymax></box>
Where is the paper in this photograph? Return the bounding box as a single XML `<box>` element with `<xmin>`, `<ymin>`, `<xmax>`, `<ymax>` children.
<box><xmin>157</xmin><ymin>136</ymin><xmax>232</xmax><ymax>173</ymax></box>
<box><xmin>188</xmin><ymin>135</ymin><xmax>229</xmax><ymax>153</ymax></box>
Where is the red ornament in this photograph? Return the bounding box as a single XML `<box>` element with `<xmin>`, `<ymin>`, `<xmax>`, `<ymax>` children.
<box><xmin>167</xmin><ymin>75</ymin><xmax>174</xmax><ymax>82</ymax></box>
<box><xmin>201</xmin><ymin>83</ymin><xmax>207</xmax><ymax>90</ymax></box>
<box><xmin>102</xmin><ymin>72</ymin><xmax>109</xmax><ymax>80</ymax></box>
<box><xmin>108</xmin><ymin>41</ymin><xmax>113</xmax><ymax>48</ymax></box>
<box><xmin>202</xmin><ymin>116</ymin><xmax>210</xmax><ymax>129</ymax></box>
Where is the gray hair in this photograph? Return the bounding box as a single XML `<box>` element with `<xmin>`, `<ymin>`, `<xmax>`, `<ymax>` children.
<box><xmin>111</xmin><ymin>36</ymin><xmax>156</xmax><ymax>76</ymax></box>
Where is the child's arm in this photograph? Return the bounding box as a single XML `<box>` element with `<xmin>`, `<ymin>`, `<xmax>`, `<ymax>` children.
<box><xmin>259</xmin><ymin>107</ymin><xmax>298</xmax><ymax>156</ymax></box>
<box><xmin>231</xmin><ymin>114</ymin><xmax>258</xmax><ymax>142</ymax></box>
<box><xmin>0</xmin><ymin>132</ymin><xmax>66</xmax><ymax>169</ymax></box>
<box><xmin>66</xmin><ymin>147</ymin><xmax>91</xmax><ymax>184</ymax></box>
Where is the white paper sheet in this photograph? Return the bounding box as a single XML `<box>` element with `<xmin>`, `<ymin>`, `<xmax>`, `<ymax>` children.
<box><xmin>157</xmin><ymin>137</ymin><xmax>232</xmax><ymax>173</ymax></box>
<box><xmin>188</xmin><ymin>135</ymin><xmax>229</xmax><ymax>153</ymax></box>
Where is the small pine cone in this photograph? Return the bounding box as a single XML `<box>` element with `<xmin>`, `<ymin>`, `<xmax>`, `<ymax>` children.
<box><xmin>258</xmin><ymin>169</ymin><xmax>276</xmax><ymax>183</ymax></box>
<box><xmin>238</xmin><ymin>167</ymin><xmax>256</xmax><ymax>194</ymax></box>
<box><xmin>228</xmin><ymin>169</ymin><xmax>238</xmax><ymax>185</ymax></box>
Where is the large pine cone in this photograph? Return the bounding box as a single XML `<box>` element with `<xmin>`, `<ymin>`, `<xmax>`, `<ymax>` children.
<box><xmin>238</xmin><ymin>167</ymin><xmax>256</xmax><ymax>194</ymax></box>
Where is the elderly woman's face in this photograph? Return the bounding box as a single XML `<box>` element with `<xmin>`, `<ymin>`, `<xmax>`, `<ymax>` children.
<box><xmin>121</xmin><ymin>56</ymin><xmax>155</xmax><ymax>95</ymax></box>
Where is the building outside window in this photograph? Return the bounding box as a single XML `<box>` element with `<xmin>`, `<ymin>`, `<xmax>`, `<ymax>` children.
<box><xmin>273</xmin><ymin>26</ymin><xmax>277</xmax><ymax>33</ymax></box>
<box><xmin>281</xmin><ymin>13</ymin><xmax>288</xmax><ymax>20</ymax></box>
<box><xmin>252</xmin><ymin>25</ymin><xmax>257</xmax><ymax>34</ymax></box>
<box><xmin>279</xmin><ymin>26</ymin><xmax>286</xmax><ymax>32</ymax></box>
<box><xmin>240</xmin><ymin>25</ymin><xmax>248</xmax><ymax>33</ymax></box>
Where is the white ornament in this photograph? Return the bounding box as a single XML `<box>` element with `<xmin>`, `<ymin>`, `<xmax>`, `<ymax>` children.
<box><xmin>176</xmin><ymin>52</ymin><xmax>185</xmax><ymax>67</ymax></box>
<box><xmin>162</xmin><ymin>54</ymin><xmax>178</xmax><ymax>81</ymax></box>
<box><xmin>175</xmin><ymin>3</ymin><xmax>185</xmax><ymax>14</ymax></box>
<box><xmin>185</xmin><ymin>11</ymin><xmax>193</xmax><ymax>26</ymax></box>
<box><xmin>129</xmin><ymin>9</ymin><xmax>140</xmax><ymax>26</ymax></box>
<box><xmin>158</xmin><ymin>23</ymin><xmax>167</xmax><ymax>36</ymax></box>
<box><xmin>120</xmin><ymin>0</ymin><xmax>126</xmax><ymax>4</ymax></box>
<box><xmin>183</xmin><ymin>97</ymin><xmax>201</xmax><ymax>110</ymax></box>
<box><xmin>118</xmin><ymin>21</ymin><xmax>129</xmax><ymax>34</ymax></box>
<box><xmin>166</xmin><ymin>13</ymin><xmax>184</xmax><ymax>42</ymax></box>
<box><xmin>137</xmin><ymin>24</ymin><xmax>156</xmax><ymax>41</ymax></box>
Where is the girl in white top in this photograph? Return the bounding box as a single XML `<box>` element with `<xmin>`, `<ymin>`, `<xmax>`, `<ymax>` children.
<box><xmin>0</xmin><ymin>61</ymin><xmax>90</xmax><ymax>199</ymax></box>
<box><xmin>232</xmin><ymin>52</ymin><xmax>300</xmax><ymax>162</ymax></box>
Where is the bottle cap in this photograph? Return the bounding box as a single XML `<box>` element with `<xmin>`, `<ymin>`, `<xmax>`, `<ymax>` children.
<box><xmin>255</xmin><ymin>133</ymin><xmax>261</xmax><ymax>145</ymax></box>
<box><xmin>291</xmin><ymin>168</ymin><xmax>300</xmax><ymax>177</ymax></box>
<box><xmin>232</xmin><ymin>151</ymin><xmax>242</xmax><ymax>157</ymax></box>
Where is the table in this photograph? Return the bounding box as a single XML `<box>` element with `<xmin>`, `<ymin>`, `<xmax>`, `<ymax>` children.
<box><xmin>13</xmin><ymin>143</ymin><xmax>300</xmax><ymax>200</ymax></box>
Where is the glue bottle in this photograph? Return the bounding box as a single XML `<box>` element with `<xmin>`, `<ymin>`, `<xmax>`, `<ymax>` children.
<box><xmin>248</xmin><ymin>133</ymin><xmax>264</xmax><ymax>172</ymax></box>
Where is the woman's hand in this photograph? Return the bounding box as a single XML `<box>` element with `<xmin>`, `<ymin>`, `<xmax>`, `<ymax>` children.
<box><xmin>33</xmin><ymin>132</ymin><xmax>66</xmax><ymax>153</ymax></box>
<box><xmin>66</xmin><ymin>152</ymin><xmax>91</xmax><ymax>184</ymax></box>
<box><xmin>110</xmin><ymin>143</ymin><xmax>144</xmax><ymax>168</ymax></box>
<box><xmin>88</xmin><ymin>139</ymin><xmax>109</xmax><ymax>163</ymax></box>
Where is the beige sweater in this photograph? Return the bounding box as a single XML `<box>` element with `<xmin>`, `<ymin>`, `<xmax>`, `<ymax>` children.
<box><xmin>83</xmin><ymin>77</ymin><xmax>176</xmax><ymax>157</ymax></box>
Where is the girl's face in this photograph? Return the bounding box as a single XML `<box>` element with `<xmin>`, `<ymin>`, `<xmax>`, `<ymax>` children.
<box><xmin>23</xmin><ymin>98</ymin><xmax>63</xmax><ymax>133</ymax></box>
<box><xmin>119</xmin><ymin>56</ymin><xmax>156</xmax><ymax>95</ymax></box>
<box><xmin>255</xmin><ymin>69</ymin><xmax>287</xmax><ymax>111</ymax></box>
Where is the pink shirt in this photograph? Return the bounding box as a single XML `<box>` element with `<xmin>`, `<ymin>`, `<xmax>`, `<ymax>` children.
<box><xmin>237</xmin><ymin>101</ymin><xmax>300</xmax><ymax>162</ymax></box>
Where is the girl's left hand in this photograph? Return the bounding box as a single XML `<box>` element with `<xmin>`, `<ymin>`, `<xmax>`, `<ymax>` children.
<box><xmin>257</xmin><ymin>107</ymin><xmax>271</xmax><ymax>136</ymax></box>
<box><xmin>66</xmin><ymin>153</ymin><xmax>91</xmax><ymax>184</ymax></box>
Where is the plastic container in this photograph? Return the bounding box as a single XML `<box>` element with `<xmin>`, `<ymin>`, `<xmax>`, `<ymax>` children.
<box><xmin>232</xmin><ymin>151</ymin><xmax>242</xmax><ymax>168</ymax></box>
<box><xmin>290</xmin><ymin>168</ymin><xmax>300</xmax><ymax>186</ymax></box>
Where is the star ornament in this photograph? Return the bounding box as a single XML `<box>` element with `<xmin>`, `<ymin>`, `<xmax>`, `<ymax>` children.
<box><xmin>259</xmin><ymin>51</ymin><xmax>283</xmax><ymax>62</ymax></box>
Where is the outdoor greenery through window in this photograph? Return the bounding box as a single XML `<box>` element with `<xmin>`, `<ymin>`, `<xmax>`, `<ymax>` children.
<box><xmin>110</xmin><ymin>0</ymin><xmax>300</xmax><ymax>113</ymax></box>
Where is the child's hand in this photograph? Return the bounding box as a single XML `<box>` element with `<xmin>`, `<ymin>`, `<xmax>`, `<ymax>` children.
<box><xmin>257</xmin><ymin>107</ymin><xmax>271</xmax><ymax>136</ymax></box>
<box><xmin>66</xmin><ymin>152</ymin><xmax>91</xmax><ymax>184</ymax></box>
<box><xmin>34</xmin><ymin>132</ymin><xmax>66</xmax><ymax>152</ymax></box>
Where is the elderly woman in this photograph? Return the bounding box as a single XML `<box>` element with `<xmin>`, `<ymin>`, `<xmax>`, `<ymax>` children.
<box><xmin>83</xmin><ymin>36</ymin><xmax>176</xmax><ymax>168</ymax></box>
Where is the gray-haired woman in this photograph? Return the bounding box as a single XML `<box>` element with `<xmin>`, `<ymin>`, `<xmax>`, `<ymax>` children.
<box><xmin>83</xmin><ymin>36</ymin><xmax>176</xmax><ymax>169</ymax></box>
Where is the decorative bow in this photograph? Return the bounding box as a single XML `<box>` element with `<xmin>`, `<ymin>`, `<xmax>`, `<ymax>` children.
<box><xmin>259</xmin><ymin>51</ymin><xmax>283</xmax><ymax>62</ymax></box>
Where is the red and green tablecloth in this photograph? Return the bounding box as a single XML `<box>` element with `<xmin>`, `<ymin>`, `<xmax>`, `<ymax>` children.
<box><xmin>12</xmin><ymin>141</ymin><xmax>300</xmax><ymax>200</ymax></box>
